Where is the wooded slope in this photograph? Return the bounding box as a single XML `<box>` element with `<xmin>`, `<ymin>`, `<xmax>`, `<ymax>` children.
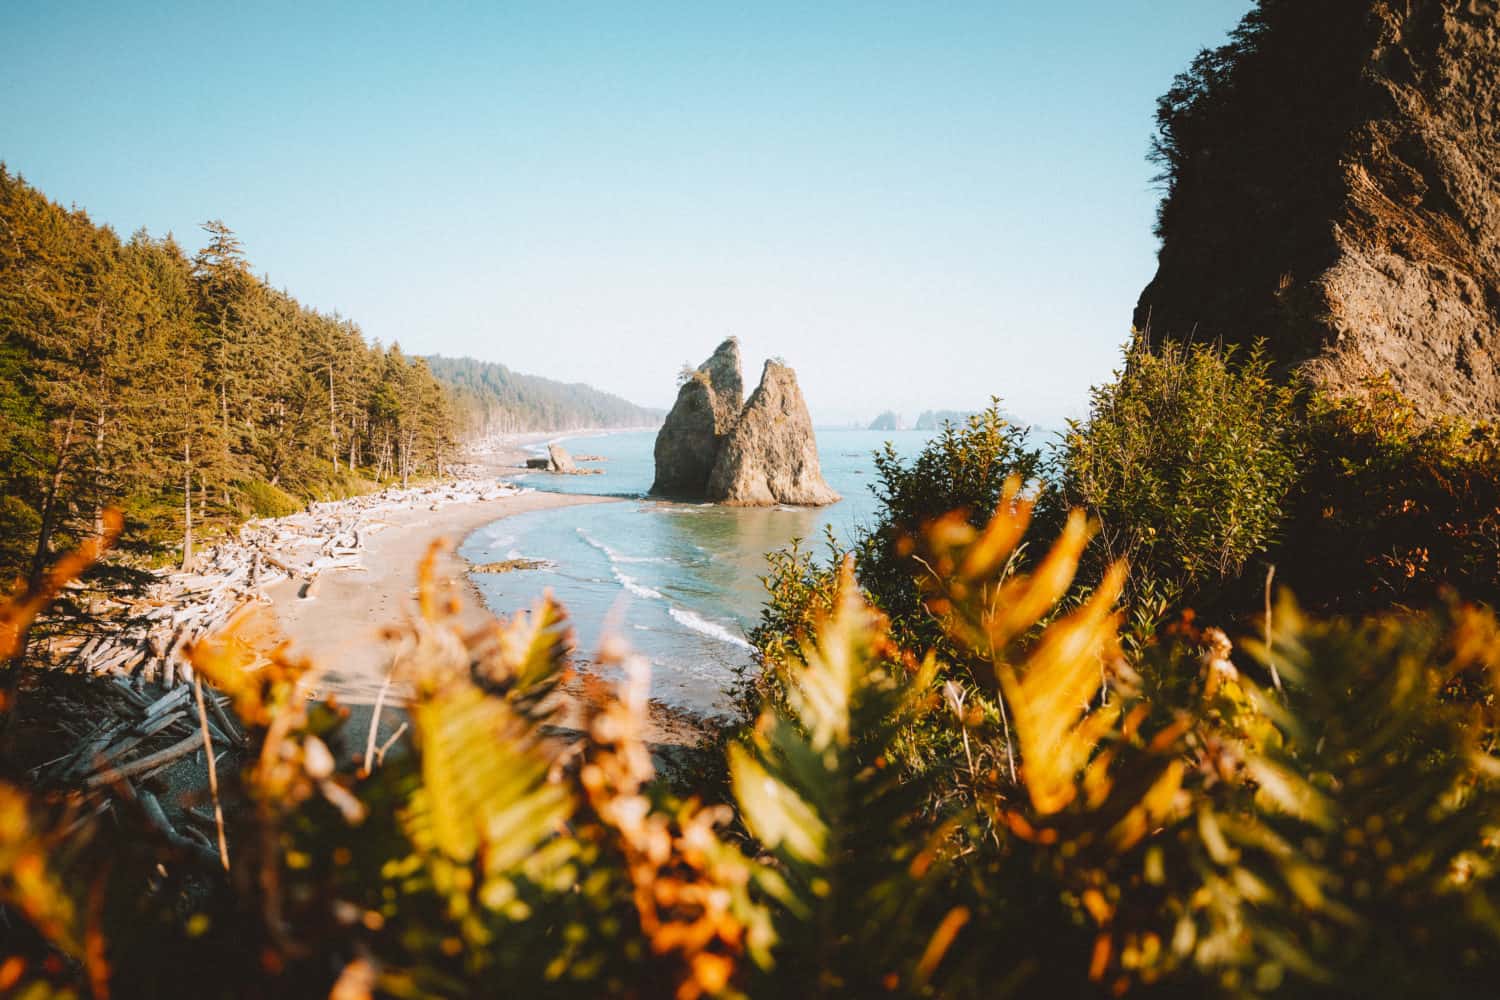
<box><xmin>428</xmin><ymin>354</ymin><xmax>662</xmax><ymax>435</ymax></box>
<box><xmin>0</xmin><ymin>166</ymin><xmax>456</xmax><ymax>580</ymax></box>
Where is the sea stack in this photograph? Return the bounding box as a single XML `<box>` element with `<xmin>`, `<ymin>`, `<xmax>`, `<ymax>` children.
<box><xmin>547</xmin><ymin>442</ymin><xmax>578</xmax><ymax>473</ymax></box>
<box><xmin>650</xmin><ymin>342</ymin><xmax>839</xmax><ymax>506</ymax></box>
<box><xmin>651</xmin><ymin>337</ymin><xmax>744</xmax><ymax>496</ymax></box>
<box><xmin>1134</xmin><ymin>0</ymin><xmax>1500</xmax><ymax>421</ymax></box>
<box><xmin>706</xmin><ymin>360</ymin><xmax>840</xmax><ymax>506</ymax></box>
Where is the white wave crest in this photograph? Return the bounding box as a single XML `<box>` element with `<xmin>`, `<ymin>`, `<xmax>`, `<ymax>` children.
<box><xmin>615</xmin><ymin>571</ymin><xmax>664</xmax><ymax>600</ymax></box>
<box><xmin>668</xmin><ymin>608</ymin><xmax>752</xmax><ymax>650</ymax></box>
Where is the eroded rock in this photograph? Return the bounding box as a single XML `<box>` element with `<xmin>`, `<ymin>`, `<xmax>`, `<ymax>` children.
<box><xmin>707</xmin><ymin>360</ymin><xmax>840</xmax><ymax>506</ymax></box>
<box><xmin>650</xmin><ymin>338</ymin><xmax>744</xmax><ymax>496</ymax></box>
<box><xmin>1134</xmin><ymin>0</ymin><xmax>1500</xmax><ymax>420</ymax></box>
<box><xmin>547</xmin><ymin>442</ymin><xmax>577</xmax><ymax>473</ymax></box>
<box><xmin>651</xmin><ymin>344</ymin><xmax>838</xmax><ymax>506</ymax></box>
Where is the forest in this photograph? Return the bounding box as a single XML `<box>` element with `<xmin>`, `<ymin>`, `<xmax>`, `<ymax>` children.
<box><xmin>428</xmin><ymin>355</ymin><xmax>662</xmax><ymax>438</ymax></box>
<box><xmin>0</xmin><ymin>166</ymin><xmax>458</xmax><ymax>583</ymax></box>
<box><xmin>0</xmin><ymin>167</ymin><xmax>659</xmax><ymax>589</ymax></box>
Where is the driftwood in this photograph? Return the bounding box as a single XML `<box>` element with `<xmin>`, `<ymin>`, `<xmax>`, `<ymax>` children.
<box><xmin>137</xmin><ymin>786</ymin><xmax>220</xmax><ymax>865</ymax></box>
<box><xmin>84</xmin><ymin>732</ymin><xmax>202</xmax><ymax>788</ymax></box>
<box><xmin>83</xmin><ymin>734</ymin><xmax>202</xmax><ymax>791</ymax></box>
<box><xmin>51</xmin><ymin>476</ymin><xmax>529</xmax><ymax>685</ymax></box>
<box><xmin>28</xmin><ymin>474</ymin><xmax>529</xmax><ymax>858</ymax></box>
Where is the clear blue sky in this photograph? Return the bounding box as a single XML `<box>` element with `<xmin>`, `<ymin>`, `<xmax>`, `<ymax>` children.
<box><xmin>1</xmin><ymin>1</ymin><xmax>1251</xmax><ymax>426</ymax></box>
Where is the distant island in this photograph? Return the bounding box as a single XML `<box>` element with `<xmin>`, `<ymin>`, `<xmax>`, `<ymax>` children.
<box><xmin>867</xmin><ymin>409</ymin><xmax>989</xmax><ymax>431</ymax></box>
<box><xmin>914</xmin><ymin>409</ymin><xmax>975</xmax><ymax>430</ymax></box>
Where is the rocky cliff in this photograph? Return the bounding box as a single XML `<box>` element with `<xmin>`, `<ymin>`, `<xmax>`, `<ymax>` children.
<box><xmin>650</xmin><ymin>338</ymin><xmax>743</xmax><ymax>496</ymax></box>
<box><xmin>706</xmin><ymin>361</ymin><xmax>841</xmax><ymax>506</ymax></box>
<box><xmin>1135</xmin><ymin>0</ymin><xmax>1500</xmax><ymax>420</ymax></box>
<box><xmin>650</xmin><ymin>344</ymin><xmax>838</xmax><ymax>506</ymax></box>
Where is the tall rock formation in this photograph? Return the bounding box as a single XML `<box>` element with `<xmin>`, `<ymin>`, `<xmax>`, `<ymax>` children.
<box><xmin>706</xmin><ymin>361</ymin><xmax>841</xmax><ymax>506</ymax></box>
<box><xmin>650</xmin><ymin>345</ymin><xmax>839</xmax><ymax>506</ymax></box>
<box><xmin>1135</xmin><ymin>0</ymin><xmax>1500</xmax><ymax>420</ymax></box>
<box><xmin>650</xmin><ymin>338</ymin><xmax>743</xmax><ymax>497</ymax></box>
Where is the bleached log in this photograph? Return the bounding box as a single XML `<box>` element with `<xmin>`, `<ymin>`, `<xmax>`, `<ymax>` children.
<box><xmin>84</xmin><ymin>732</ymin><xmax>201</xmax><ymax>788</ymax></box>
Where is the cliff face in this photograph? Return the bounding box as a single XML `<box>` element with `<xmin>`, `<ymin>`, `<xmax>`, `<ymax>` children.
<box><xmin>650</xmin><ymin>338</ymin><xmax>743</xmax><ymax>497</ymax></box>
<box><xmin>650</xmin><ymin>345</ymin><xmax>838</xmax><ymax>506</ymax></box>
<box><xmin>1136</xmin><ymin>0</ymin><xmax>1500</xmax><ymax>420</ymax></box>
<box><xmin>706</xmin><ymin>361</ymin><xmax>841</xmax><ymax>506</ymax></box>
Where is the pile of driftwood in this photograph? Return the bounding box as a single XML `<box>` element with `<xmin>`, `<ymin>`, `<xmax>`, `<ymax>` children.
<box><xmin>53</xmin><ymin>479</ymin><xmax>527</xmax><ymax>686</ymax></box>
<box><xmin>34</xmin><ymin>677</ymin><xmax>245</xmax><ymax>791</ymax></box>
<box><xmin>24</xmin><ymin>675</ymin><xmax>245</xmax><ymax>864</ymax></box>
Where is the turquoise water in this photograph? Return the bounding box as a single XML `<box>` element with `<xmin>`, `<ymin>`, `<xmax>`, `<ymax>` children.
<box><xmin>460</xmin><ymin>429</ymin><xmax>937</xmax><ymax>715</ymax></box>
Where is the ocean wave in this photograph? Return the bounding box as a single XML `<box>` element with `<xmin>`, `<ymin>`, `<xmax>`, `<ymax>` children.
<box><xmin>577</xmin><ymin>529</ymin><xmax>670</xmax><ymax>564</ymax></box>
<box><xmin>577</xmin><ymin>529</ymin><xmax>667</xmax><ymax>599</ymax></box>
<box><xmin>668</xmin><ymin>608</ymin><xmax>753</xmax><ymax>650</ymax></box>
<box><xmin>615</xmin><ymin>571</ymin><xmax>664</xmax><ymax>600</ymax></box>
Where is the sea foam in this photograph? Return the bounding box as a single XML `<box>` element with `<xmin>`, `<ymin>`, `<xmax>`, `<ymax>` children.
<box><xmin>668</xmin><ymin>607</ymin><xmax>753</xmax><ymax>650</ymax></box>
<box><xmin>578</xmin><ymin>529</ymin><xmax>666</xmax><ymax>599</ymax></box>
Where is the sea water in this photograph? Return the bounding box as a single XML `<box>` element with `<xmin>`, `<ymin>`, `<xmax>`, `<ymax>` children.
<box><xmin>460</xmin><ymin>429</ymin><xmax>940</xmax><ymax>715</ymax></box>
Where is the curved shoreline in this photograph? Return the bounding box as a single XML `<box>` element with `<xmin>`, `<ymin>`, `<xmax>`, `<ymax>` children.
<box><xmin>267</xmin><ymin>488</ymin><xmax>619</xmax><ymax>704</ymax></box>
<box><xmin>265</xmin><ymin>471</ymin><xmax>711</xmax><ymax>746</ymax></box>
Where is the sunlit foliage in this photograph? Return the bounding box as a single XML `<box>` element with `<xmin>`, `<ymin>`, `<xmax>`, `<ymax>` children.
<box><xmin>5</xmin><ymin>494</ymin><xmax>1500</xmax><ymax>997</ymax></box>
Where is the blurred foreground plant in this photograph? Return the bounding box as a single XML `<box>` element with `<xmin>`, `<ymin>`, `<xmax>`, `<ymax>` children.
<box><xmin>6</xmin><ymin>500</ymin><xmax>1500</xmax><ymax>998</ymax></box>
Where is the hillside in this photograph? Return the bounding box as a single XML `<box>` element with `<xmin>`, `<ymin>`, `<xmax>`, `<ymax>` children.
<box><xmin>427</xmin><ymin>354</ymin><xmax>663</xmax><ymax>435</ymax></box>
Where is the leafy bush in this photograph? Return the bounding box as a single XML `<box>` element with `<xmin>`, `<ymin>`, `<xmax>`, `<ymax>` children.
<box><xmin>237</xmin><ymin>478</ymin><xmax>301</xmax><ymax>519</ymax></box>
<box><xmin>1059</xmin><ymin>337</ymin><xmax>1299</xmax><ymax>620</ymax></box>
<box><xmin>1277</xmin><ymin>382</ymin><xmax>1500</xmax><ymax>613</ymax></box>
<box><xmin>860</xmin><ymin>402</ymin><xmax>1046</xmax><ymax>648</ymax></box>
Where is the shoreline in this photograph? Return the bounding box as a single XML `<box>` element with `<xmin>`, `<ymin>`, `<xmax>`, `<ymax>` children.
<box><xmin>266</xmin><ymin>434</ymin><xmax>711</xmax><ymax>748</ymax></box>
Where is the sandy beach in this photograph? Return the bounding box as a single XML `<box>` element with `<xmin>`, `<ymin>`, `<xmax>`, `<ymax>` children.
<box><xmin>264</xmin><ymin>488</ymin><xmax>618</xmax><ymax>702</ymax></box>
<box><xmin>263</xmin><ymin>435</ymin><xmax>709</xmax><ymax>748</ymax></box>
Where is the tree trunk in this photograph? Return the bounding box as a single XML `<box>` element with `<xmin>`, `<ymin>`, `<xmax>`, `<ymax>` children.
<box><xmin>182</xmin><ymin>435</ymin><xmax>194</xmax><ymax>571</ymax></box>
<box><xmin>329</xmin><ymin>363</ymin><xmax>339</xmax><ymax>474</ymax></box>
<box><xmin>92</xmin><ymin>411</ymin><xmax>107</xmax><ymax>538</ymax></box>
<box><xmin>29</xmin><ymin>408</ymin><xmax>78</xmax><ymax>591</ymax></box>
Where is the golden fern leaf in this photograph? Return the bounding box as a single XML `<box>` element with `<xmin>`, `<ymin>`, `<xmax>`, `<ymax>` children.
<box><xmin>997</xmin><ymin>564</ymin><xmax>1127</xmax><ymax>815</ymax></box>
<box><xmin>407</xmin><ymin>682</ymin><xmax>570</xmax><ymax>868</ymax></box>
<box><xmin>486</xmin><ymin>593</ymin><xmax>572</xmax><ymax>696</ymax></box>
<box><xmin>916</xmin><ymin>477</ymin><xmax>1096</xmax><ymax>663</ymax></box>
<box><xmin>784</xmin><ymin>556</ymin><xmax>891</xmax><ymax>754</ymax></box>
<box><xmin>0</xmin><ymin>782</ymin><xmax>81</xmax><ymax>957</ymax></box>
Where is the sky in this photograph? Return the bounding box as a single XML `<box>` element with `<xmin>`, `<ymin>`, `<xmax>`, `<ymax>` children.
<box><xmin>0</xmin><ymin>1</ymin><xmax>1253</xmax><ymax>427</ymax></box>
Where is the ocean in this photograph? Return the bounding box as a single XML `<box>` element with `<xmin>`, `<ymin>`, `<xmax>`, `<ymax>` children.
<box><xmin>460</xmin><ymin>429</ymin><xmax>941</xmax><ymax>716</ymax></box>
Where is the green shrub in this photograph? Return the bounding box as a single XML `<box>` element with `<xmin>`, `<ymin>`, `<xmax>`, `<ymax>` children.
<box><xmin>237</xmin><ymin>478</ymin><xmax>301</xmax><ymax>519</ymax></box>
<box><xmin>1278</xmin><ymin>382</ymin><xmax>1500</xmax><ymax>613</ymax></box>
<box><xmin>1059</xmin><ymin>337</ymin><xmax>1299</xmax><ymax>620</ymax></box>
<box><xmin>860</xmin><ymin>402</ymin><xmax>1046</xmax><ymax>648</ymax></box>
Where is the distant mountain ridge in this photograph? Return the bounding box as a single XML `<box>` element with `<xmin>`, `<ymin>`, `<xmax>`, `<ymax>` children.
<box><xmin>426</xmin><ymin>354</ymin><xmax>663</xmax><ymax>436</ymax></box>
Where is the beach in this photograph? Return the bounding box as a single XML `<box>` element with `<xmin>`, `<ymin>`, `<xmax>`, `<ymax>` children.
<box><xmin>262</xmin><ymin>435</ymin><xmax>709</xmax><ymax>748</ymax></box>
